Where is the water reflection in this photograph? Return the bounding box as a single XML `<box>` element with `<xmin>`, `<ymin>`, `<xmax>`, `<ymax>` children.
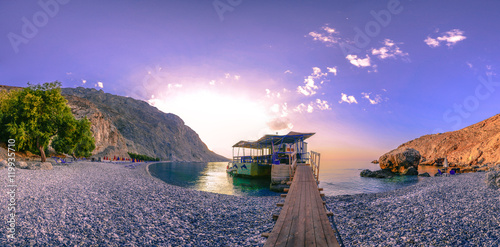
<box><xmin>148</xmin><ymin>162</ymin><xmax>279</xmax><ymax>196</ymax></box>
<box><xmin>149</xmin><ymin>161</ymin><xmax>442</xmax><ymax>197</ymax></box>
<box><xmin>320</xmin><ymin>161</ymin><xmax>442</xmax><ymax>197</ymax></box>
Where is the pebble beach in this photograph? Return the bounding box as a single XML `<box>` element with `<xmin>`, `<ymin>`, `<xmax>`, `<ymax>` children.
<box><xmin>327</xmin><ymin>172</ymin><xmax>500</xmax><ymax>246</ymax></box>
<box><xmin>1</xmin><ymin>162</ymin><xmax>499</xmax><ymax>246</ymax></box>
<box><xmin>0</xmin><ymin>162</ymin><xmax>280</xmax><ymax>246</ymax></box>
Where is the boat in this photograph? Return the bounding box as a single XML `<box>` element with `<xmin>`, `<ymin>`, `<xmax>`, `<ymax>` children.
<box><xmin>226</xmin><ymin>162</ymin><xmax>237</xmax><ymax>174</ymax></box>
<box><xmin>228</xmin><ymin>131</ymin><xmax>319</xmax><ymax>191</ymax></box>
<box><xmin>229</xmin><ymin>131</ymin><xmax>315</xmax><ymax>177</ymax></box>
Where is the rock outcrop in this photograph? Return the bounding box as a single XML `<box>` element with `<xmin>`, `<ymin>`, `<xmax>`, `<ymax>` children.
<box><xmin>16</xmin><ymin>161</ymin><xmax>28</xmax><ymax>169</ymax></box>
<box><xmin>485</xmin><ymin>165</ymin><xmax>500</xmax><ymax>189</ymax></box>
<box><xmin>397</xmin><ymin>114</ymin><xmax>500</xmax><ymax>167</ymax></box>
<box><xmin>61</xmin><ymin>87</ymin><xmax>227</xmax><ymax>162</ymax></box>
<box><xmin>39</xmin><ymin>162</ymin><xmax>54</xmax><ymax>170</ymax></box>
<box><xmin>64</xmin><ymin>95</ymin><xmax>130</xmax><ymax>159</ymax></box>
<box><xmin>379</xmin><ymin>148</ymin><xmax>421</xmax><ymax>174</ymax></box>
<box><xmin>360</xmin><ymin>169</ymin><xmax>395</xmax><ymax>178</ymax></box>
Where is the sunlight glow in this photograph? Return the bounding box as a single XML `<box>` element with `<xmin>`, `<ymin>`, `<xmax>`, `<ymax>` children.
<box><xmin>149</xmin><ymin>88</ymin><xmax>272</xmax><ymax>157</ymax></box>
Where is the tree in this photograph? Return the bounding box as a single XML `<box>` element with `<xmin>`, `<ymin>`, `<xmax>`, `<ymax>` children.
<box><xmin>0</xmin><ymin>82</ymin><xmax>95</xmax><ymax>161</ymax></box>
<box><xmin>52</xmin><ymin>117</ymin><xmax>95</xmax><ymax>158</ymax></box>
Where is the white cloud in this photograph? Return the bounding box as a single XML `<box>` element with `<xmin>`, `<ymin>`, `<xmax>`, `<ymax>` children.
<box><xmin>267</xmin><ymin>117</ymin><xmax>293</xmax><ymax>131</ymax></box>
<box><xmin>327</xmin><ymin>67</ymin><xmax>337</xmax><ymax>76</ymax></box>
<box><xmin>371</xmin><ymin>39</ymin><xmax>409</xmax><ymax>60</ymax></box>
<box><xmin>284</xmin><ymin>70</ymin><xmax>292</xmax><ymax>74</ymax></box>
<box><xmin>425</xmin><ymin>29</ymin><xmax>466</xmax><ymax>47</ymax></box>
<box><xmin>297</xmin><ymin>67</ymin><xmax>327</xmax><ymax>96</ymax></box>
<box><xmin>167</xmin><ymin>84</ymin><xmax>182</xmax><ymax>89</ymax></box>
<box><xmin>234</xmin><ymin>75</ymin><xmax>241</xmax><ymax>80</ymax></box>
<box><xmin>307</xmin><ymin>104</ymin><xmax>314</xmax><ymax>113</ymax></box>
<box><xmin>66</xmin><ymin>72</ymin><xmax>72</xmax><ymax>75</ymax></box>
<box><xmin>424</xmin><ymin>37</ymin><xmax>440</xmax><ymax>47</ymax></box>
<box><xmin>293</xmin><ymin>102</ymin><xmax>315</xmax><ymax>113</ymax></box>
<box><xmin>339</xmin><ymin>93</ymin><xmax>358</xmax><ymax>104</ymax></box>
<box><xmin>209</xmin><ymin>80</ymin><xmax>216</xmax><ymax>86</ymax></box>
<box><xmin>281</xmin><ymin>102</ymin><xmax>288</xmax><ymax>117</ymax></box>
<box><xmin>294</xmin><ymin>103</ymin><xmax>307</xmax><ymax>113</ymax></box>
<box><xmin>97</xmin><ymin>82</ymin><xmax>103</xmax><ymax>88</ymax></box>
<box><xmin>266</xmin><ymin>89</ymin><xmax>282</xmax><ymax>99</ymax></box>
<box><xmin>312</xmin><ymin>67</ymin><xmax>327</xmax><ymax>78</ymax></box>
<box><xmin>346</xmin><ymin>54</ymin><xmax>371</xmax><ymax>67</ymax></box>
<box><xmin>316</xmin><ymin>99</ymin><xmax>331</xmax><ymax>110</ymax></box>
<box><xmin>225</xmin><ymin>73</ymin><xmax>230</xmax><ymax>79</ymax></box>
<box><xmin>309</xmin><ymin>31</ymin><xmax>338</xmax><ymax>45</ymax></box>
<box><xmin>323</xmin><ymin>26</ymin><xmax>337</xmax><ymax>34</ymax></box>
<box><xmin>361</xmin><ymin>92</ymin><xmax>382</xmax><ymax>105</ymax></box>
<box><xmin>270</xmin><ymin>104</ymin><xmax>280</xmax><ymax>113</ymax></box>
<box><xmin>308</xmin><ymin>26</ymin><xmax>341</xmax><ymax>46</ymax></box>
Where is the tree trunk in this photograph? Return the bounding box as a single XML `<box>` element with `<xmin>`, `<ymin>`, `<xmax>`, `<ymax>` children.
<box><xmin>37</xmin><ymin>139</ymin><xmax>47</xmax><ymax>162</ymax></box>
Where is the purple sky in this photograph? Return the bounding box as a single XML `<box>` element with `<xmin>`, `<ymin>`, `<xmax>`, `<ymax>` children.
<box><xmin>2</xmin><ymin>0</ymin><xmax>500</xmax><ymax>160</ymax></box>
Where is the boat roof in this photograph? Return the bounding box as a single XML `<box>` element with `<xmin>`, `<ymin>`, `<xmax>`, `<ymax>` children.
<box><xmin>232</xmin><ymin>131</ymin><xmax>315</xmax><ymax>148</ymax></box>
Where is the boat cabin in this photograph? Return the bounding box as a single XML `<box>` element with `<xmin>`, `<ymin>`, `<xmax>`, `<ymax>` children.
<box><xmin>230</xmin><ymin>132</ymin><xmax>315</xmax><ymax>177</ymax></box>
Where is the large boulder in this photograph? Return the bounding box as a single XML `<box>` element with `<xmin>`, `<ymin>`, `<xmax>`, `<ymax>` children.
<box><xmin>485</xmin><ymin>171</ymin><xmax>500</xmax><ymax>189</ymax></box>
<box><xmin>16</xmin><ymin>161</ymin><xmax>28</xmax><ymax>169</ymax></box>
<box><xmin>39</xmin><ymin>162</ymin><xmax>53</xmax><ymax>170</ymax></box>
<box><xmin>360</xmin><ymin>169</ymin><xmax>395</xmax><ymax>178</ymax></box>
<box><xmin>0</xmin><ymin>159</ymin><xmax>8</xmax><ymax>168</ymax></box>
<box><xmin>27</xmin><ymin>162</ymin><xmax>38</xmax><ymax>170</ymax></box>
<box><xmin>379</xmin><ymin>148</ymin><xmax>421</xmax><ymax>174</ymax></box>
<box><xmin>401</xmin><ymin>167</ymin><xmax>419</xmax><ymax>176</ymax></box>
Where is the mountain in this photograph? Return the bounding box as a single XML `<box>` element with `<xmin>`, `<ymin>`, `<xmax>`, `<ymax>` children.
<box><xmin>61</xmin><ymin>87</ymin><xmax>227</xmax><ymax>162</ymax></box>
<box><xmin>0</xmin><ymin>85</ymin><xmax>226</xmax><ymax>162</ymax></box>
<box><xmin>392</xmin><ymin>114</ymin><xmax>500</xmax><ymax>167</ymax></box>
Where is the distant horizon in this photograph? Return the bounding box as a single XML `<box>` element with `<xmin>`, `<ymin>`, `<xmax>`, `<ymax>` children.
<box><xmin>2</xmin><ymin>1</ymin><xmax>500</xmax><ymax>161</ymax></box>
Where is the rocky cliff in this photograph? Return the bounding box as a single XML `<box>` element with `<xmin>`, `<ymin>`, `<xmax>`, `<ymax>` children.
<box><xmin>61</xmin><ymin>87</ymin><xmax>227</xmax><ymax>162</ymax></box>
<box><xmin>391</xmin><ymin>114</ymin><xmax>500</xmax><ymax>167</ymax></box>
<box><xmin>0</xmin><ymin>85</ymin><xmax>226</xmax><ymax>162</ymax></box>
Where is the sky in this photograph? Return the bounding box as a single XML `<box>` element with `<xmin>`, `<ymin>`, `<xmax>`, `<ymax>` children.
<box><xmin>1</xmin><ymin>0</ymin><xmax>500</xmax><ymax>162</ymax></box>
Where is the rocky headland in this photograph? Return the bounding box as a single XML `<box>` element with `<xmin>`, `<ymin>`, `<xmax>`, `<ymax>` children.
<box><xmin>398</xmin><ymin>113</ymin><xmax>500</xmax><ymax>169</ymax></box>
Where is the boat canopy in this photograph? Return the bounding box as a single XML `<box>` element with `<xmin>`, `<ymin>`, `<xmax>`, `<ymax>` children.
<box><xmin>232</xmin><ymin>131</ymin><xmax>315</xmax><ymax>148</ymax></box>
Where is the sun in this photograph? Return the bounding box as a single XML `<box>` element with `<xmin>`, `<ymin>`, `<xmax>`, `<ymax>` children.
<box><xmin>149</xmin><ymin>87</ymin><xmax>272</xmax><ymax>158</ymax></box>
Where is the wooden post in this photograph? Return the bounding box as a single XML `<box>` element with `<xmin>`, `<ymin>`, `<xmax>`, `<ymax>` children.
<box><xmin>317</xmin><ymin>153</ymin><xmax>321</xmax><ymax>182</ymax></box>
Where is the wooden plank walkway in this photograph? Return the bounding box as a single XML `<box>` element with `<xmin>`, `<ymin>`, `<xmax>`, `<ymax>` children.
<box><xmin>264</xmin><ymin>165</ymin><xmax>340</xmax><ymax>247</ymax></box>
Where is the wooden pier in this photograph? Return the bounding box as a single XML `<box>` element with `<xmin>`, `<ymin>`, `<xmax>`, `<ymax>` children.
<box><xmin>264</xmin><ymin>164</ymin><xmax>340</xmax><ymax>247</ymax></box>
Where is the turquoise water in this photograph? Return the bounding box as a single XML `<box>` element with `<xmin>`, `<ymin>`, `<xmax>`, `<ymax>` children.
<box><xmin>148</xmin><ymin>161</ymin><xmax>441</xmax><ymax>197</ymax></box>
<box><xmin>148</xmin><ymin>162</ymin><xmax>279</xmax><ymax>196</ymax></box>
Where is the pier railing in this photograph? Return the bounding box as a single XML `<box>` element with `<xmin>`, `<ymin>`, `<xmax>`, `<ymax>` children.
<box><xmin>288</xmin><ymin>150</ymin><xmax>298</xmax><ymax>180</ymax></box>
<box><xmin>310</xmin><ymin>151</ymin><xmax>321</xmax><ymax>182</ymax></box>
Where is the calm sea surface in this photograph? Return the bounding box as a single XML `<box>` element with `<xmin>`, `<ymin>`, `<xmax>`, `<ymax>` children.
<box><xmin>148</xmin><ymin>161</ymin><xmax>441</xmax><ymax>197</ymax></box>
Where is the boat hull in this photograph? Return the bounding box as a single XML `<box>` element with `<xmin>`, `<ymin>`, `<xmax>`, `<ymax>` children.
<box><xmin>230</xmin><ymin>162</ymin><xmax>271</xmax><ymax>177</ymax></box>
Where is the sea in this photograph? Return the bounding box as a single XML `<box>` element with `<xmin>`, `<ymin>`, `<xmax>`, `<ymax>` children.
<box><xmin>148</xmin><ymin>161</ymin><xmax>441</xmax><ymax>197</ymax></box>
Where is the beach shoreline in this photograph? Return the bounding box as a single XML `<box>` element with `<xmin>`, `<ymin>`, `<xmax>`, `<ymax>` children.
<box><xmin>1</xmin><ymin>161</ymin><xmax>499</xmax><ymax>246</ymax></box>
<box><xmin>0</xmin><ymin>161</ymin><xmax>280</xmax><ymax>246</ymax></box>
<box><xmin>327</xmin><ymin>172</ymin><xmax>500</xmax><ymax>246</ymax></box>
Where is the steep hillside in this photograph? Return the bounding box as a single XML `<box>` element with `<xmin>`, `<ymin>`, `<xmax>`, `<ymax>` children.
<box><xmin>395</xmin><ymin>114</ymin><xmax>500</xmax><ymax>167</ymax></box>
<box><xmin>61</xmin><ymin>87</ymin><xmax>227</xmax><ymax>162</ymax></box>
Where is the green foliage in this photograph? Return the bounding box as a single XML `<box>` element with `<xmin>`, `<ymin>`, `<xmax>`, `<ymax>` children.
<box><xmin>0</xmin><ymin>82</ymin><xmax>95</xmax><ymax>160</ymax></box>
<box><xmin>128</xmin><ymin>152</ymin><xmax>160</xmax><ymax>161</ymax></box>
<box><xmin>52</xmin><ymin>117</ymin><xmax>96</xmax><ymax>158</ymax></box>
